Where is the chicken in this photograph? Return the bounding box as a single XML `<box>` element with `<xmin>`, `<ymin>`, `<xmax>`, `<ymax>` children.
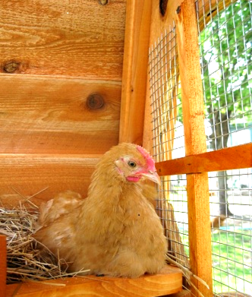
<box><xmin>210</xmin><ymin>215</ymin><xmax>227</xmax><ymax>229</ymax></box>
<box><xmin>34</xmin><ymin>143</ymin><xmax>167</xmax><ymax>278</ymax></box>
<box><xmin>37</xmin><ymin>191</ymin><xmax>83</xmax><ymax>227</ymax></box>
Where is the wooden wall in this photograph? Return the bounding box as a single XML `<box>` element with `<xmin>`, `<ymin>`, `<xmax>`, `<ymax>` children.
<box><xmin>0</xmin><ymin>0</ymin><xmax>126</xmax><ymax>206</ymax></box>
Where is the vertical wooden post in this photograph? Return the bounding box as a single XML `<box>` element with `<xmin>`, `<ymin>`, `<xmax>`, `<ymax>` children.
<box><xmin>119</xmin><ymin>0</ymin><xmax>152</xmax><ymax>145</ymax></box>
<box><xmin>0</xmin><ymin>235</ymin><xmax>6</xmax><ymax>297</ymax></box>
<box><xmin>176</xmin><ymin>0</ymin><xmax>213</xmax><ymax>296</ymax></box>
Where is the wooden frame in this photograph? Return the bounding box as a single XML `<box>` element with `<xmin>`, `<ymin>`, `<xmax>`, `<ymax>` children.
<box><xmin>1</xmin><ymin>0</ymin><xmax>250</xmax><ymax>296</ymax></box>
<box><xmin>121</xmin><ymin>0</ymin><xmax>251</xmax><ymax>296</ymax></box>
<box><xmin>6</xmin><ymin>266</ymin><xmax>182</xmax><ymax>297</ymax></box>
<box><xmin>0</xmin><ymin>236</ymin><xmax>6</xmax><ymax>297</ymax></box>
<box><xmin>3</xmin><ymin>1</ymin><xmax>183</xmax><ymax>296</ymax></box>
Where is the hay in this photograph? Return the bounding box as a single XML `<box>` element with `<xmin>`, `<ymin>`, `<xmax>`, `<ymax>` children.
<box><xmin>0</xmin><ymin>204</ymin><xmax>89</xmax><ymax>284</ymax></box>
<box><xmin>0</xmin><ymin>191</ymin><xmax>206</xmax><ymax>295</ymax></box>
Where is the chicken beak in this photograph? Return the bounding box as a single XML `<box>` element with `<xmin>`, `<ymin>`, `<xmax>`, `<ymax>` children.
<box><xmin>141</xmin><ymin>171</ymin><xmax>161</xmax><ymax>185</ymax></box>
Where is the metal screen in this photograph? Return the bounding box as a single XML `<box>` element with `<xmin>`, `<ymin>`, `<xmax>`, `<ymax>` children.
<box><xmin>149</xmin><ymin>25</ymin><xmax>185</xmax><ymax>162</ymax></box>
<box><xmin>197</xmin><ymin>0</ymin><xmax>252</xmax><ymax>151</ymax></box>
<box><xmin>209</xmin><ymin>169</ymin><xmax>252</xmax><ymax>295</ymax></box>
<box><xmin>196</xmin><ymin>0</ymin><xmax>252</xmax><ymax>295</ymax></box>
<box><xmin>149</xmin><ymin>0</ymin><xmax>252</xmax><ymax>296</ymax></box>
<box><xmin>149</xmin><ymin>24</ymin><xmax>190</xmax><ymax>283</ymax></box>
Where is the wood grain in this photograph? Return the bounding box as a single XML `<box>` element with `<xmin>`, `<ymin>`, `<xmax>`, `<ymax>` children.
<box><xmin>0</xmin><ymin>236</ymin><xmax>6</xmax><ymax>297</ymax></box>
<box><xmin>119</xmin><ymin>0</ymin><xmax>152</xmax><ymax>145</ymax></box>
<box><xmin>6</xmin><ymin>265</ymin><xmax>182</xmax><ymax>297</ymax></box>
<box><xmin>176</xmin><ymin>1</ymin><xmax>212</xmax><ymax>296</ymax></box>
<box><xmin>187</xmin><ymin>173</ymin><xmax>212</xmax><ymax>297</ymax></box>
<box><xmin>0</xmin><ymin>75</ymin><xmax>121</xmax><ymax>154</ymax></box>
<box><xmin>149</xmin><ymin>0</ymin><xmax>184</xmax><ymax>45</ymax></box>
<box><xmin>143</xmin><ymin>72</ymin><xmax>153</xmax><ymax>153</ymax></box>
<box><xmin>156</xmin><ymin>143</ymin><xmax>252</xmax><ymax>176</ymax></box>
<box><xmin>144</xmin><ymin>0</ymin><xmax>184</xmax><ymax>153</ymax></box>
<box><xmin>0</xmin><ymin>0</ymin><xmax>126</xmax><ymax>80</ymax></box>
<box><xmin>0</xmin><ymin>154</ymin><xmax>100</xmax><ymax>208</ymax></box>
<box><xmin>176</xmin><ymin>6</ymin><xmax>206</xmax><ymax>155</ymax></box>
<box><xmin>170</xmin><ymin>290</ymin><xmax>191</xmax><ymax>297</ymax></box>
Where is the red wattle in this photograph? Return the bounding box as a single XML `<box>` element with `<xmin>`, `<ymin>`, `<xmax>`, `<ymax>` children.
<box><xmin>126</xmin><ymin>176</ymin><xmax>141</xmax><ymax>182</ymax></box>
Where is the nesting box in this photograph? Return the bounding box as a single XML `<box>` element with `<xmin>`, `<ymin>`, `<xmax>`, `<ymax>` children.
<box><xmin>1</xmin><ymin>0</ymin><xmax>252</xmax><ymax>296</ymax></box>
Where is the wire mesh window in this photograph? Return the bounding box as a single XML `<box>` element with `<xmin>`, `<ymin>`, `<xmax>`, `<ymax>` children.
<box><xmin>149</xmin><ymin>25</ymin><xmax>189</xmax><ymax>271</ymax></box>
<box><xmin>149</xmin><ymin>25</ymin><xmax>184</xmax><ymax>162</ymax></box>
<box><xmin>161</xmin><ymin>175</ymin><xmax>189</xmax><ymax>256</ymax></box>
<box><xmin>196</xmin><ymin>0</ymin><xmax>252</xmax><ymax>151</ymax></box>
<box><xmin>209</xmin><ymin>169</ymin><xmax>252</xmax><ymax>294</ymax></box>
<box><xmin>196</xmin><ymin>0</ymin><xmax>252</xmax><ymax>295</ymax></box>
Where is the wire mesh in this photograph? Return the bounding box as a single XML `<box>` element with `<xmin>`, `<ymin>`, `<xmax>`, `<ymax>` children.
<box><xmin>196</xmin><ymin>0</ymin><xmax>252</xmax><ymax>151</ymax></box>
<box><xmin>158</xmin><ymin>174</ymin><xmax>189</xmax><ymax>258</ymax></box>
<box><xmin>148</xmin><ymin>24</ymin><xmax>190</xmax><ymax>277</ymax></box>
<box><xmin>209</xmin><ymin>169</ymin><xmax>252</xmax><ymax>295</ymax></box>
<box><xmin>196</xmin><ymin>0</ymin><xmax>252</xmax><ymax>295</ymax></box>
<box><xmin>149</xmin><ymin>1</ymin><xmax>251</xmax><ymax>296</ymax></box>
<box><xmin>149</xmin><ymin>24</ymin><xmax>184</xmax><ymax>162</ymax></box>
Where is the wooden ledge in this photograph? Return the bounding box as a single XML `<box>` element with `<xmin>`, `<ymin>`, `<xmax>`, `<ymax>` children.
<box><xmin>6</xmin><ymin>265</ymin><xmax>182</xmax><ymax>297</ymax></box>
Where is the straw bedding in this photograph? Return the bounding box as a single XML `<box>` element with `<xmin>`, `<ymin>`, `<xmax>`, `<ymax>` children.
<box><xmin>0</xmin><ymin>204</ymin><xmax>88</xmax><ymax>284</ymax></box>
<box><xmin>0</xmin><ymin>197</ymin><xmax>207</xmax><ymax>297</ymax></box>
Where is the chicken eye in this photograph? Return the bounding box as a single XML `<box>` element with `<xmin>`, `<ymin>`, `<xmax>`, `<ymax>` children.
<box><xmin>128</xmin><ymin>161</ymin><xmax>137</xmax><ymax>168</ymax></box>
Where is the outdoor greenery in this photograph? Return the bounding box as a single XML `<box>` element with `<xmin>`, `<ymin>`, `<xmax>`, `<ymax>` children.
<box><xmin>170</xmin><ymin>187</ymin><xmax>252</xmax><ymax>294</ymax></box>
<box><xmin>200</xmin><ymin>0</ymin><xmax>252</xmax><ymax>143</ymax></box>
<box><xmin>168</xmin><ymin>0</ymin><xmax>252</xmax><ymax>294</ymax></box>
<box><xmin>198</xmin><ymin>2</ymin><xmax>252</xmax><ymax>292</ymax></box>
<box><xmin>212</xmin><ymin>230</ymin><xmax>252</xmax><ymax>293</ymax></box>
<box><xmin>199</xmin><ymin>0</ymin><xmax>252</xmax><ymax>216</ymax></box>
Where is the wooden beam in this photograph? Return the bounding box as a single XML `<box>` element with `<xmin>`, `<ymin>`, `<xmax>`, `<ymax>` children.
<box><xmin>119</xmin><ymin>0</ymin><xmax>152</xmax><ymax>145</ymax></box>
<box><xmin>0</xmin><ymin>154</ymin><xmax>100</xmax><ymax>208</ymax></box>
<box><xmin>0</xmin><ymin>75</ymin><xmax>121</xmax><ymax>154</ymax></box>
<box><xmin>0</xmin><ymin>0</ymin><xmax>126</xmax><ymax>80</ymax></box>
<box><xmin>6</xmin><ymin>265</ymin><xmax>182</xmax><ymax>297</ymax></box>
<box><xmin>186</xmin><ymin>173</ymin><xmax>212</xmax><ymax>296</ymax></box>
<box><xmin>156</xmin><ymin>143</ymin><xmax>252</xmax><ymax>176</ymax></box>
<box><xmin>176</xmin><ymin>1</ymin><xmax>213</xmax><ymax>296</ymax></box>
<box><xmin>143</xmin><ymin>0</ymin><xmax>184</xmax><ymax>153</ymax></box>
<box><xmin>0</xmin><ymin>236</ymin><xmax>6</xmax><ymax>297</ymax></box>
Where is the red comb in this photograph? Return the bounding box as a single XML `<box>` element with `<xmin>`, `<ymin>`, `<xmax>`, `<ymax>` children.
<box><xmin>136</xmin><ymin>146</ymin><xmax>156</xmax><ymax>171</ymax></box>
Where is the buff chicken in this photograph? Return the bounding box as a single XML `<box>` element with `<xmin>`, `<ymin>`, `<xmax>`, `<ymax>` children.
<box><xmin>34</xmin><ymin>143</ymin><xmax>167</xmax><ymax>278</ymax></box>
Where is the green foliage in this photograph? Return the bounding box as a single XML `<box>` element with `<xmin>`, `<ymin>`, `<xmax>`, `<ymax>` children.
<box><xmin>200</xmin><ymin>0</ymin><xmax>252</xmax><ymax>133</ymax></box>
<box><xmin>179</xmin><ymin>226</ymin><xmax>252</xmax><ymax>294</ymax></box>
<box><xmin>212</xmin><ymin>230</ymin><xmax>252</xmax><ymax>293</ymax></box>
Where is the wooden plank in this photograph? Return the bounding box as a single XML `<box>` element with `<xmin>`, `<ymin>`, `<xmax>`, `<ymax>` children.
<box><xmin>156</xmin><ymin>143</ymin><xmax>252</xmax><ymax>176</ymax></box>
<box><xmin>119</xmin><ymin>0</ymin><xmax>152</xmax><ymax>145</ymax></box>
<box><xmin>0</xmin><ymin>236</ymin><xmax>6</xmax><ymax>297</ymax></box>
<box><xmin>142</xmin><ymin>71</ymin><xmax>153</xmax><ymax>153</ymax></box>
<box><xmin>0</xmin><ymin>75</ymin><xmax>121</xmax><ymax>154</ymax></box>
<box><xmin>6</xmin><ymin>265</ymin><xmax>182</xmax><ymax>297</ymax></box>
<box><xmin>144</xmin><ymin>0</ymin><xmax>183</xmax><ymax>153</ymax></box>
<box><xmin>0</xmin><ymin>0</ymin><xmax>126</xmax><ymax>80</ymax></box>
<box><xmin>0</xmin><ymin>154</ymin><xmax>100</xmax><ymax>208</ymax></box>
<box><xmin>170</xmin><ymin>290</ymin><xmax>191</xmax><ymax>297</ymax></box>
<box><xmin>187</xmin><ymin>173</ymin><xmax>212</xmax><ymax>297</ymax></box>
<box><xmin>176</xmin><ymin>1</ymin><xmax>212</xmax><ymax>296</ymax></box>
<box><xmin>149</xmin><ymin>0</ymin><xmax>184</xmax><ymax>45</ymax></box>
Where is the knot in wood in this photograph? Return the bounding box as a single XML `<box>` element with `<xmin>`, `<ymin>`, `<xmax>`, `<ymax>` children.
<box><xmin>86</xmin><ymin>94</ymin><xmax>105</xmax><ymax>110</ymax></box>
<box><xmin>99</xmin><ymin>0</ymin><xmax>108</xmax><ymax>5</ymax></box>
<box><xmin>3</xmin><ymin>61</ymin><xmax>20</xmax><ymax>73</ymax></box>
<box><xmin>176</xmin><ymin>6</ymin><xmax>181</xmax><ymax>14</ymax></box>
<box><xmin>159</xmin><ymin>0</ymin><xmax>168</xmax><ymax>17</ymax></box>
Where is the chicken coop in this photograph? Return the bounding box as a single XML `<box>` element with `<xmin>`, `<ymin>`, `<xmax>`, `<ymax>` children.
<box><xmin>0</xmin><ymin>0</ymin><xmax>251</xmax><ymax>296</ymax></box>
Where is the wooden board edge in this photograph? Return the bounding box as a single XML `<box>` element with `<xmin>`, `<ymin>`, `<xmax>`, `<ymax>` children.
<box><xmin>156</xmin><ymin>143</ymin><xmax>252</xmax><ymax>176</ymax></box>
<box><xmin>6</xmin><ymin>265</ymin><xmax>182</xmax><ymax>297</ymax></box>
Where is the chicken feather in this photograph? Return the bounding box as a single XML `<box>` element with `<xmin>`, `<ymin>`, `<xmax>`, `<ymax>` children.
<box><xmin>34</xmin><ymin>143</ymin><xmax>167</xmax><ymax>278</ymax></box>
